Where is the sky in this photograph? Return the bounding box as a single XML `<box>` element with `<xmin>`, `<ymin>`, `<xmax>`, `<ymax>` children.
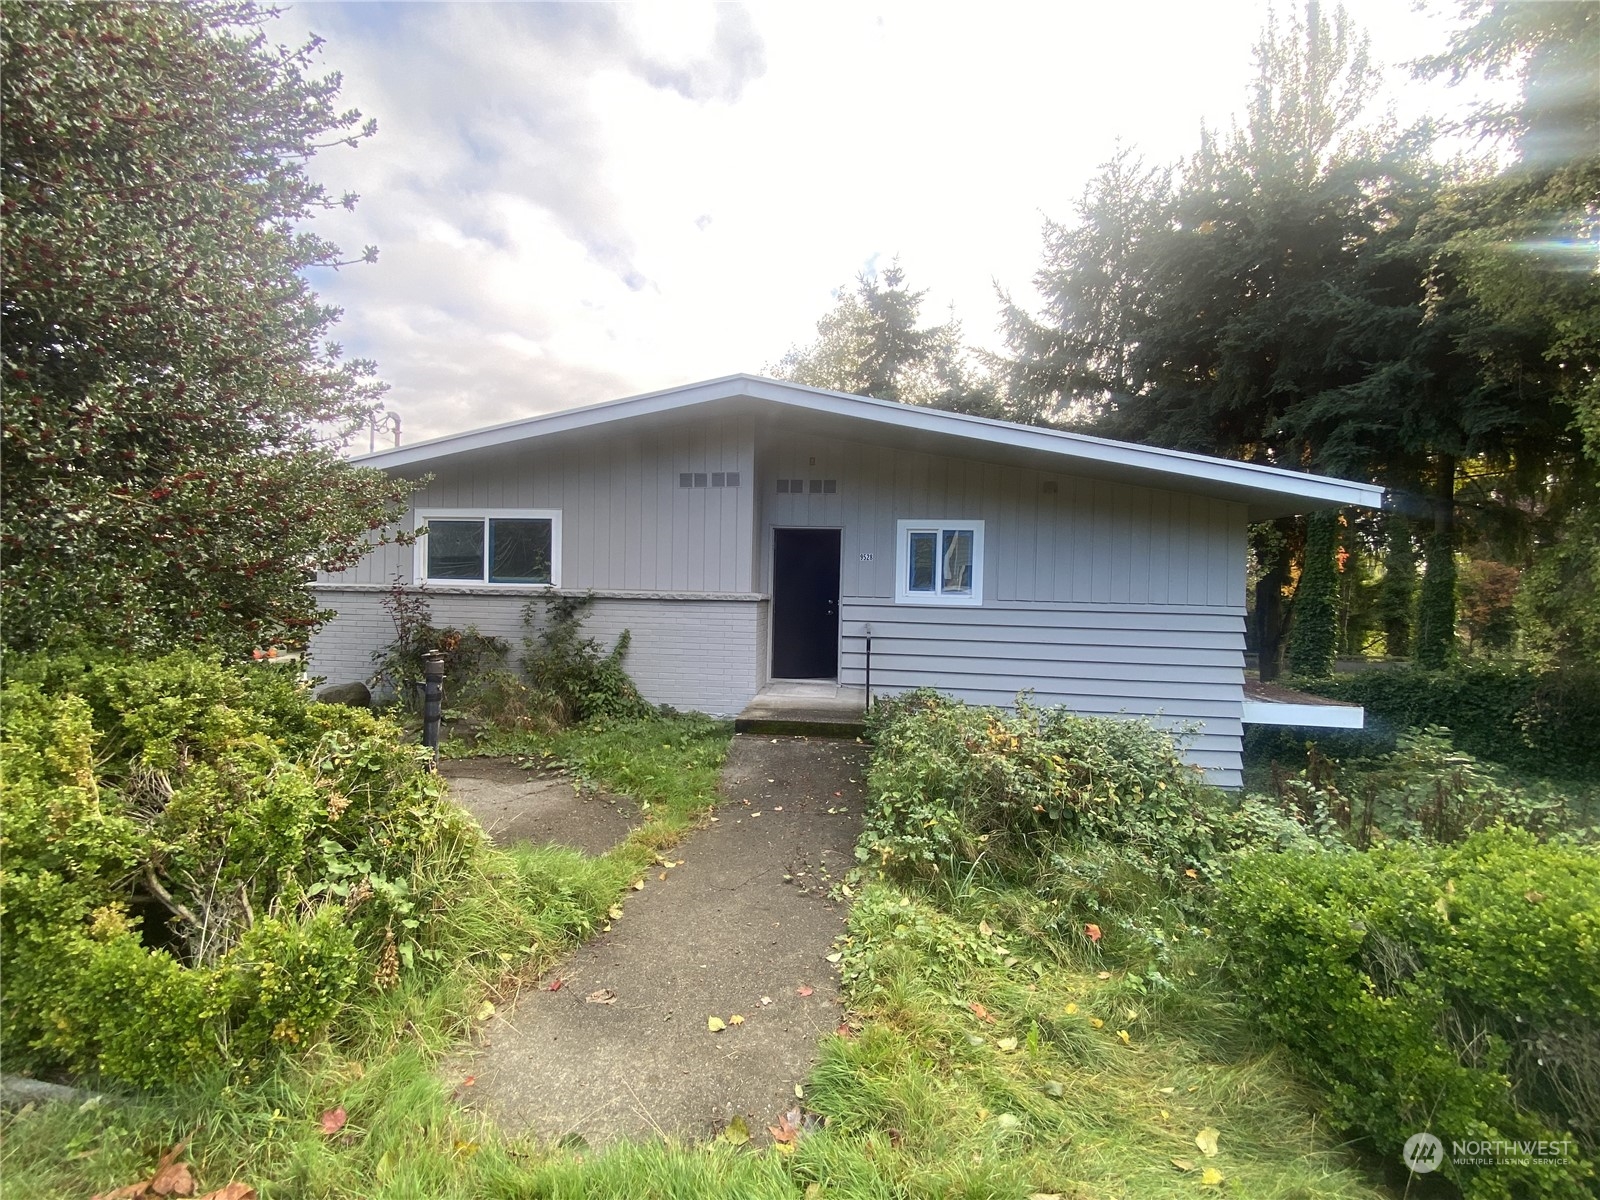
<box><xmin>272</xmin><ymin>1</ymin><xmax>1492</xmax><ymax>447</ymax></box>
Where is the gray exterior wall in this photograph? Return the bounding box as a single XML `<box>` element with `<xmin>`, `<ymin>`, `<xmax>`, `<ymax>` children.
<box><xmin>310</xmin><ymin>409</ymin><xmax>1250</xmax><ymax>784</ymax></box>
<box><xmin>755</xmin><ymin>431</ymin><xmax>1248</xmax><ymax>786</ymax></box>
<box><xmin>307</xmin><ymin>587</ymin><xmax>763</xmax><ymax>716</ymax></box>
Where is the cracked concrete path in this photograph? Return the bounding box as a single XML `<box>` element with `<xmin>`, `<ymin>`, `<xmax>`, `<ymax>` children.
<box><xmin>455</xmin><ymin>734</ymin><xmax>867</xmax><ymax>1146</ymax></box>
<box><xmin>439</xmin><ymin>757</ymin><xmax>640</xmax><ymax>854</ymax></box>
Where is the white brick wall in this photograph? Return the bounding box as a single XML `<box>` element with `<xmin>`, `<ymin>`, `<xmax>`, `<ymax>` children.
<box><xmin>307</xmin><ymin>588</ymin><xmax>762</xmax><ymax>716</ymax></box>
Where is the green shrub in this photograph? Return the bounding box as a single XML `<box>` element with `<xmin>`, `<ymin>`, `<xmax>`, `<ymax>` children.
<box><xmin>0</xmin><ymin>650</ymin><xmax>517</xmax><ymax>1086</ymax></box>
<box><xmin>862</xmin><ymin>690</ymin><xmax>1227</xmax><ymax>882</ymax></box>
<box><xmin>520</xmin><ymin>593</ymin><xmax>652</xmax><ymax>724</ymax></box>
<box><xmin>369</xmin><ymin>577</ymin><xmax>517</xmax><ymax>715</ymax></box>
<box><xmin>1303</xmin><ymin>661</ymin><xmax>1600</xmax><ymax>776</ymax></box>
<box><xmin>1256</xmin><ymin>729</ymin><xmax>1596</xmax><ymax>847</ymax></box>
<box><xmin>1221</xmin><ymin>828</ymin><xmax>1599</xmax><ymax>1197</ymax></box>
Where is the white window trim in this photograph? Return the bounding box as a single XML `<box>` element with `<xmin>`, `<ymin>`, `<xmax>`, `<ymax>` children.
<box><xmin>894</xmin><ymin>518</ymin><xmax>984</xmax><ymax>606</ymax></box>
<box><xmin>414</xmin><ymin>508</ymin><xmax>562</xmax><ymax>588</ymax></box>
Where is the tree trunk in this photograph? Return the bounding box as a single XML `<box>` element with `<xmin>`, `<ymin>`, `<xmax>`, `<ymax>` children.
<box><xmin>1255</xmin><ymin>521</ymin><xmax>1295</xmax><ymax>681</ymax></box>
<box><xmin>1379</xmin><ymin>512</ymin><xmax>1417</xmax><ymax>658</ymax></box>
<box><xmin>1288</xmin><ymin>509</ymin><xmax>1340</xmax><ymax>678</ymax></box>
<box><xmin>1414</xmin><ymin>456</ymin><xmax>1458</xmax><ymax>668</ymax></box>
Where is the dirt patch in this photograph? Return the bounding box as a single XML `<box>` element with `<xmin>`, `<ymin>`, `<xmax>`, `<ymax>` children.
<box><xmin>439</xmin><ymin>757</ymin><xmax>639</xmax><ymax>855</ymax></box>
<box><xmin>455</xmin><ymin>735</ymin><xmax>868</xmax><ymax>1146</ymax></box>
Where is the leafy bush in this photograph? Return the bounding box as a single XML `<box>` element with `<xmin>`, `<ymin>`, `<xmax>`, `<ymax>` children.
<box><xmin>369</xmin><ymin>577</ymin><xmax>521</xmax><ymax>716</ymax></box>
<box><xmin>0</xmin><ymin>650</ymin><xmax>526</xmax><ymax>1085</ymax></box>
<box><xmin>1304</xmin><ymin>661</ymin><xmax>1600</xmax><ymax>776</ymax></box>
<box><xmin>862</xmin><ymin>690</ymin><xmax>1229</xmax><ymax>882</ymax></box>
<box><xmin>1256</xmin><ymin>729</ymin><xmax>1597</xmax><ymax>847</ymax></box>
<box><xmin>1221</xmin><ymin>828</ymin><xmax>1599</xmax><ymax>1197</ymax></box>
<box><xmin>521</xmin><ymin>593</ymin><xmax>652</xmax><ymax>724</ymax></box>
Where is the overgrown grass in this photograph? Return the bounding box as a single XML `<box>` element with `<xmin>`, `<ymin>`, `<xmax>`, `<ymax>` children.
<box><xmin>5</xmin><ymin>706</ymin><xmax>1396</xmax><ymax>1198</ymax></box>
<box><xmin>775</xmin><ymin>879</ymin><xmax>1390</xmax><ymax>1199</ymax></box>
<box><xmin>1</xmin><ymin>712</ymin><xmax>749</xmax><ymax>1199</ymax></box>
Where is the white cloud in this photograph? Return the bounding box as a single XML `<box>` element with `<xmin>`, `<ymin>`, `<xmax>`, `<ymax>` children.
<box><xmin>275</xmin><ymin>0</ymin><xmax>1487</xmax><ymax>444</ymax></box>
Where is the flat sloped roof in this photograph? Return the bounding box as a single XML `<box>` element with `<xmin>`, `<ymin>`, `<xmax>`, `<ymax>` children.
<box><xmin>356</xmin><ymin>374</ymin><xmax>1384</xmax><ymax>519</ymax></box>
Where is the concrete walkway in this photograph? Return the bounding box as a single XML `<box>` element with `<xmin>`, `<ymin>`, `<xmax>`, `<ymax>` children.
<box><xmin>455</xmin><ymin>735</ymin><xmax>867</xmax><ymax>1145</ymax></box>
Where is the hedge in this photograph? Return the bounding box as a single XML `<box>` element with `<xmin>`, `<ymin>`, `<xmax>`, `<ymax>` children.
<box><xmin>1222</xmin><ymin>828</ymin><xmax>1598</xmax><ymax>1198</ymax></box>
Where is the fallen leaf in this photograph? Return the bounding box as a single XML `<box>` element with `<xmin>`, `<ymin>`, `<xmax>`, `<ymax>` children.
<box><xmin>722</xmin><ymin>1115</ymin><xmax>750</xmax><ymax>1145</ymax></box>
<box><xmin>797</xmin><ymin>985</ymin><xmax>813</xmax><ymax>997</ymax></box>
<box><xmin>1158</xmin><ymin>1087</ymin><xmax>1175</xmax><ymax>1095</ymax></box>
<box><xmin>547</xmin><ymin>977</ymin><xmax>565</xmax><ymax>992</ymax></box>
<box><xmin>1097</xmin><ymin>971</ymin><xmax>1112</xmax><ymax>980</ymax></box>
<box><xmin>1525</xmin><ymin>890</ymin><xmax>1546</xmax><ymax>904</ymax></box>
<box><xmin>453</xmin><ymin>1139</ymin><xmax>480</xmax><ymax>1157</ymax></box>
<box><xmin>1184</xmin><ymin>868</ymin><xmax>1199</xmax><ymax>879</ymax></box>
<box><xmin>969</xmin><ymin>1002</ymin><xmax>997</xmax><ymax>1023</ymax></box>
<box><xmin>657</xmin><ymin>872</ymin><xmax>666</xmax><ymax>881</ymax></box>
<box><xmin>1116</xmin><ymin>1029</ymin><xmax>1131</xmax><ymax>1045</ymax></box>
<box><xmin>728</xmin><ymin>1013</ymin><xmax>745</xmax><ymax>1025</ymax></box>
<box><xmin>1125</xmin><ymin>1008</ymin><xmax>1139</xmax><ymax>1021</ymax></box>
<box><xmin>769</xmin><ymin>1112</ymin><xmax>799</xmax><ymax>1144</ymax></box>
<box><xmin>318</xmin><ymin>1106</ymin><xmax>348</xmax><ymax>1136</ymax></box>
<box><xmin>1091</xmin><ymin>1018</ymin><xmax>1104</xmax><ymax>1029</ymax></box>
<box><xmin>150</xmin><ymin>1160</ymin><xmax>194</xmax><ymax>1197</ymax></box>
<box><xmin>475</xmin><ymin>1000</ymin><xmax>495</xmax><ymax>1020</ymax></box>
<box><xmin>631</xmin><ymin>879</ymin><xmax>645</xmax><ymax>890</ymax></box>
<box><xmin>996</xmin><ymin>1036</ymin><xmax>1019</xmax><ymax>1052</ymax></box>
<box><xmin>825</xmin><ymin>951</ymin><xmax>842</xmax><ymax>963</ymax></box>
<box><xmin>1040</xmin><ymin>1080</ymin><xmax>1066</xmax><ymax>1098</ymax></box>
<box><xmin>608</xmin><ymin>904</ymin><xmax>624</xmax><ymax>919</ymax></box>
<box><xmin>833</xmin><ymin>791</ymin><xmax>842</xmax><ymax>797</ymax></box>
<box><xmin>1083</xmin><ymin>923</ymin><xmax>1102</xmax><ymax>943</ymax></box>
<box><xmin>460</xmin><ymin>1075</ymin><xmax>477</xmax><ymax>1088</ymax></box>
<box><xmin>1201</xmin><ymin>1167</ymin><xmax>1225</xmax><ymax>1186</ymax></box>
<box><xmin>1064</xmin><ymin>1002</ymin><xmax>1079</xmax><ymax>1015</ymax></box>
<box><xmin>773</xmin><ymin>806</ymin><xmax>783</xmax><ymax>811</ymax></box>
<box><xmin>1160</xmin><ymin>1109</ymin><xmax>1170</xmax><ymax>1119</ymax></box>
<box><xmin>1171</xmin><ymin>1157</ymin><xmax>1196</xmax><ymax>1172</ymax></box>
<box><xmin>196</xmin><ymin>1187</ymin><xmax>256</xmax><ymax>1200</ymax></box>
<box><xmin>760</xmin><ymin>996</ymin><xmax>773</xmax><ymax>1006</ymax></box>
<box><xmin>979</xmin><ymin>920</ymin><xmax>994</xmax><ymax>937</ymax></box>
<box><xmin>1195</xmin><ymin>1127</ymin><xmax>1220</xmax><ymax>1157</ymax></box>
<box><xmin>707</xmin><ymin>1015</ymin><xmax>727</xmax><ymax>1032</ymax></box>
<box><xmin>584</xmin><ymin>989</ymin><xmax>617</xmax><ymax>1005</ymax></box>
<box><xmin>794</xmin><ymin>1083</ymin><xmax>804</xmax><ymax>1098</ymax></box>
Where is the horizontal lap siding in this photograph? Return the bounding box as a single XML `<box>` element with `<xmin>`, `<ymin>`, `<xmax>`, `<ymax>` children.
<box><xmin>841</xmin><ymin>602</ymin><xmax>1245</xmax><ymax>785</ymax></box>
<box><xmin>307</xmin><ymin>590</ymin><xmax>762</xmax><ymax>716</ymax></box>
<box><xmin>756</xmin><ymin>429</ymin><xmax>1249</xmax><ymax>787</ymax></box>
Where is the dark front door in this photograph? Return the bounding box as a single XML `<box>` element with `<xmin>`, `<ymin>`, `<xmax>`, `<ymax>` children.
<box><xmin>771</xmin><ymin>528</ymin><xmax>840</xmax><ymax>679</ymax></box>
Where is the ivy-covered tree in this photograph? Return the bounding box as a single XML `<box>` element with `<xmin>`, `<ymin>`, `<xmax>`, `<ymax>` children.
<box><xmin>771</xmin><ymin>262</ymin><xmax>999</xmax><ymax>415</ymax></box>
<box><xmin>1287</xmin><ymin>509</ymin><xmax>1341</xmax><ymax>677</ymax></box>
<box><xmin>1</xmin><ymin>0</ymin><xmax>414</xmax><ymax>655</ymax></box>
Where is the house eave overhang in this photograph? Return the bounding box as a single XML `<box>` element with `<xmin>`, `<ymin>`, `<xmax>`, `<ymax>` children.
<box><xmin>353</xmin><ymin>374</ymin><xmax>1384</xmax><ymax>518</ymax></box>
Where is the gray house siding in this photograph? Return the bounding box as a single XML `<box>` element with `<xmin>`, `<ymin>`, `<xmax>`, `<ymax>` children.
<box><xmin>756</xmin><ymin>431</ymin><xmax>1248</xmax><ymax>785</ymax></box>
<box><xmin>310</xmin><ymin>406</ymin><xmax>1251</xmax><ymax>784</ymax></box>
<box><xmin>307</xmin><ymin>587</ymin><xmax>764</xmax><ymax>716</ymax></box>
<box><xmin>320</xmin><ymin>413</ymin><xmax>758</xmax><ymax>592</ymax></box>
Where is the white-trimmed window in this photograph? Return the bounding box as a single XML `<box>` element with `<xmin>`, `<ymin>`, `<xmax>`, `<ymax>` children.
<box><xmin>895</xmin><ymin>519</ymin><xmax>983</xmax><ymax>606</ymax></box>
<box><xmin>415</xmin><ymin>509</ymin><xmax>561</xmax><ymax>587</ymax></box>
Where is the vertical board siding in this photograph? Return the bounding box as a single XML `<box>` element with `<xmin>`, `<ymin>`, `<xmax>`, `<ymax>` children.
<box><xmin>307</xmin><ymin>589</ymin><xmax>763</xmax><ymax>715</ymax></box>
<box><xmin>317</xmin><ymin>414</ymin><xmax>758</xmax><ymax>592</ymax></box>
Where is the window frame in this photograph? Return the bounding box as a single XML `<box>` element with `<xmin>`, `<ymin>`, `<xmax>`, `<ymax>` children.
<box><xmin>414</xmin><ymin>508</ymin><xmax>562</xmax><ymax>588</ymax></box>
<box><xmin>894</xmin><ymin>518</ymin><xmax>984</xmax><ymax>606</ymax></box>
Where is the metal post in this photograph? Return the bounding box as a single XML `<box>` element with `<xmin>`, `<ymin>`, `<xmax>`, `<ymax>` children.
<box><xmin>864</xmin><ymin>626</ymin><xmax>873</xmax><ymax>710</ymax></box>
<box><xmin>421</xmin><ymin>651</ymin><xmax>445</xmax><ymax>763</ymax></box>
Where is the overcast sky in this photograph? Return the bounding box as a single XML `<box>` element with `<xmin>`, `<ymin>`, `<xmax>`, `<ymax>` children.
<box><xmin>276</xmin><ymin>1</ymin><xmax>1488</xmax><ymax>446</ymax></box>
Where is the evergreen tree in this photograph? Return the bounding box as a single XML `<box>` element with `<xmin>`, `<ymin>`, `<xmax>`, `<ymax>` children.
<box><xmin>771</xmin><ymin>262</ymin><xmax>999</xmax><ymax>414</ymax></box>
<box><xmin>1</xmin><ymin>1</ymin><xmax>413</xmax><ymax>655</ymax></box>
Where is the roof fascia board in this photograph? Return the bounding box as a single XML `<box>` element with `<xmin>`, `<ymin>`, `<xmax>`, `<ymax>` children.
<box><xmin>356</xmin><ymin>373</ymin><xmax>1383</xmax><ymax>511</ymax></box>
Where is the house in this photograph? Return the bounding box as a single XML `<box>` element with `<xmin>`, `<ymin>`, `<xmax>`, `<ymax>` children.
<box><xmin>308</xmin><ymin>374</ymin><xmax>1383</xmax><ymax>786</ymax></box>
